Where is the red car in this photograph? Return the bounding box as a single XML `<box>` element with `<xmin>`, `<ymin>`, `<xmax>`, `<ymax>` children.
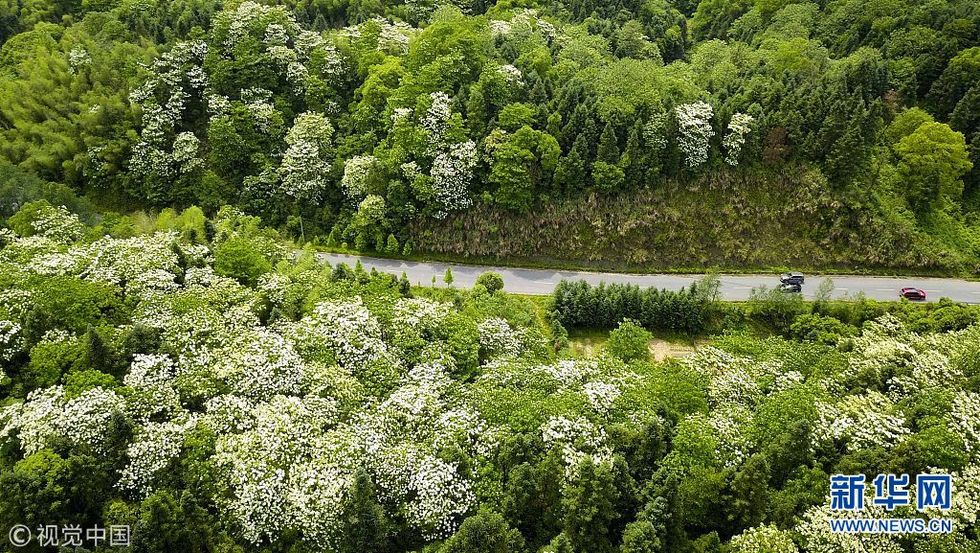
<box><xmin>900</xmin><ymin>287</ymin><xmax>927</xmax><ymax>301</ymax></box>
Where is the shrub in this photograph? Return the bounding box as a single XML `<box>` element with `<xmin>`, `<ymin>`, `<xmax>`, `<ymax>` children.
<box><xmin>789</xmin><ymin>313</ymin><xmax>857</xmax><ymax>345</ymax></box>
<box><xmin>213</xmin><ymin>237</ymin><xmax>273</xmax><ymax>286</ymax></box>
<box><xmin>746</xmin><ymin>287</ymin><xmax>807</xmax><ymax>333</ymax></box>
<box><xmin>475</xmin><ymin>272</ymin><xmax>504</xmax><ymax>294</ymax></box>
<box><xmin>606</xmin><ymin>319</ymin><xmax>652</xmax><ymax>362</ymax></box>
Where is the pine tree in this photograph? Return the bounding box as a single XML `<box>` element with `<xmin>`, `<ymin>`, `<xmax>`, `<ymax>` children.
<box><xmin>78</xmin><ymin>325</ymin><xmax>115</xmax><ymax>376</ymax></box>
<box><xmin>398</xmin><ymin>272</ymin><xmax>411</xmax><ymax>296</ymax></box>
<box><xmin>440</xmin><ymin>510</ymin><xmax>525</xmax><ymax>553</ymax></box>
<box><xmin>340</xmin><ymin>470</ymin><xmax>390</xmax><ymax>553</ymax></box>
<box><xmin>555</xmin><ymin>137</ymin><xmax>589</xmax><ymax>192</ymax></box>
<box><xmin>385</xmin><ymin>233</ymin><xmax>399</xmax><ymax>254</ymax></box>
<box><xmin>597</xmin><ymin>121</ymin><xmax>620</xmax><ymax>163</ymax></box>
<box><xmin>621</xmin><ymin>121</ymin><xmax>646</xmax><ymax>184</ymax></box>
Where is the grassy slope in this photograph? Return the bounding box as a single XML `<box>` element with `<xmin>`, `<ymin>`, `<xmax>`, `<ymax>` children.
<box><xmin>407</xmin><ymin>164</ymin><xmax>980</xmax><ymax>276</ymax></box>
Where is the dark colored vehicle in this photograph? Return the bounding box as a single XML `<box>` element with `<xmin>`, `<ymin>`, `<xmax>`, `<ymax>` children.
<box><xmin>779</xmin><ymin>283</ymin><xmax>802</xmax><ymax>293</ymax></box>
<box><xmin>780</xmin><ymin>272</ymin><xmax>805</xmax><ymax>285</ymax></box>
<box><xmin>900</xmin><ymin>287</ymin><xmax>927</xmax><ymax>301</ymax></box>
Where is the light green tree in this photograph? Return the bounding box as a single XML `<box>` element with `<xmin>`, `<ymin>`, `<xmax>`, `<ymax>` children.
<box><xmin>894</xmin><ymin>121</ymin><xmax>972</xmax><ymax>212</ymax></box>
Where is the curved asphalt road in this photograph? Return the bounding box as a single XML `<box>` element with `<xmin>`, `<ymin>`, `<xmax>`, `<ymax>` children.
<box><xmin>317</xmin><ymin>253</ymin><xmax>980</xmax><ymax>303</ymax></box>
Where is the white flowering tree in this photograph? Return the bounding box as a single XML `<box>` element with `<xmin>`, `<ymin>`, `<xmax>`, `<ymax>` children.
<box><xmin>723</xmin><ymin>112</ymin><xmax>755</xmax><ymax>166</ymax></box>
<box><xmin>129</xmin><ymin>41</ymin><xmax>209</xmax><ymax>198</ymax></box>
<box><xmin>675</xmin><ymin>101</ymin><xmax>715</xmax><ymax>168</ymax></box>
<box><xmin>341</xmin><ymin>155</ymin><xmax>381</xmax><ymax>200</ymax></box>
<box><xmin>279</xmin><ymin>112</ymin><xmax>334</xmax><ymax>200</ymax></box>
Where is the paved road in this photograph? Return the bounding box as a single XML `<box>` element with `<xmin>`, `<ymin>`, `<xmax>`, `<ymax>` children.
<box><xmin>317</xmin><ymin>253</ymin><xmax>980</xmax><ymax>303</ymax></box>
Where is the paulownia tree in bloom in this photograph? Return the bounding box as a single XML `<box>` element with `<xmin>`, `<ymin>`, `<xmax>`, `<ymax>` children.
<box><xmin>279</xmin><ymin>112</ymin><xmax>334</xmax><ymax>201</ymax></box>
<box><xmin>723</xmin><ymin>112</ymin><xmax>755</xmax><ymax>166</ymax></box>
<box><xmin>675</xmin><ymin>101</ymin><xmax>715</xmax><ymax>168</ymax></box>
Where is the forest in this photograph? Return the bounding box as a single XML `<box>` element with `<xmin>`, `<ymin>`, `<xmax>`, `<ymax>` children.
<box><xmin>2</xmin><ymin>0</ymin><xmax>980</xmax><ymax>551</ymax></box>
<box><xmin>1</xmin><ymin>199</ymin><xmax>980</xmax><ymax>552</ymax></box>
<box><xmin>0</xmin><ymin>0</ymin><xmax>978</xmax><ymax>271</ymax></box>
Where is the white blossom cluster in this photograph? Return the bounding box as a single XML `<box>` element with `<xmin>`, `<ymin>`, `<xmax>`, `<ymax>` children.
<box><xmin>489</xmin><ymin>19</ymin><xmax>512</xmax><ymax>37</ymax></box>
<box><xmin>78</xmin><ymin>233</ymin><xmax>182</xmax><ymax>298</ymax></box>
<box><xmin>218</xmin><ymin>2</ymin><xmax>299</xmax><ymax>52</ymax></box>
<box><xmin>685</xmin><ymin>346</ymin><xmax>765</xmax><ymax>408</ymax></box>
<box><xmin>1</xmin><ymin>386</ymin><xmax>126</xmax><ymax>455</ymax></box>
<box><xmin>848</xmin><ymin>334</ymin><xmax>919</xmax><ymax>389</ymax></box>
<box><xmin>531</xmin><ymin>359</ymin><xmax>624</xmax><ymax>414</ymax></box>
<box><xmin>888</xmin><ymin>347</ymin><xmax>957</xmax><ymax>399</ymax></box>
<box><xmin>207</xmin><ymin>358</ymin><xmax>485</xmax><ymax>545</ymax></box>
<box><xmin>279</xmin><ymin>112</ymin><xmax>334</xmax><ymax>200</ymax></box>
<box><xmin>1</xmin><ymin>235</ymin><xmax>65</xmax><ymax>270</ymax></box>
<box><xmin>124</xmin><ymin>354</ymin><xmax>176</xmax><ymax>389</ymax></box>
<box><xmin>67</xmin><ymin>46</ymin><xmax>92</xmax><ymax>74</ymax></box>
<box><xmin>201</xmin><ymin>394</ymin><xmax>256</xmax><ymax>434</ymax></box>
<box><xmin>422</xmin><ymin>92</ymin><xmax>453</xmax><ymax>149</ymax></box>
<box><xmin>281</xmin><ymin>298</ymin><xmax>394</xmax><ymax>371</ymax></box>
<box><xmin>729</xmin><ymin>524</ymin><xmax>799</xmax><ymax>553</ymax></box>
<box><xmin>400</xmin><ymin>450</ymin><xmax>475</xmax><ymax>537</ymax></box>
<box><xmin>674</xmin><ymin>101</ymin><xmax>715</xmax><ymax>168</ymax></box>
<box><xmin>582</xmin><ymin>380</ymin><xmax>621</xmax><ymax>413</ymax></box>
<box><xmin>244</xmin><ymin>92</ymin><xmax>280</xmax><ymax>134</ymax></box>
<box><xmin>541</xmin><ymin>415</ymin><xmax>613</xmax><ymax>479</ymax></box>
<box><xmin>949</xmin><ymin>464</ymin><xmax>980</xmax><ymax>526</ymax></box>
<box><xmin>417</xmin><ymin>92</ymin><xmax>478</xmax><ymax>215</ymax></box>
<box><xmin>215</xmin><ymin>328</ymin><xmax>308</xmax><ymax>400</ymax></box>
<box><xmin>129</xmin><ymin>40</ymin><xmax>208</xmax><ymax>182</ymax></box>
<box><xmin>722</xmin><ymin>112</ymin><xmax>754</xmax><ymax>166</ymax></box>
<box><xmin>845</xmin><ymin>316</ymin><xmax>967</xmax><ymax>403</ymax></box>
<box><xmin>351</xmin><ymin>361</ymin><xmax>485</xmax><ymax>538</ymax></box>
<box><xmin>497</xmin><ymin>64</ymin><xmax>523</xmax><ymax>85</ymax></box>
<box><xmin>392</xmin><ymin>298</ymin><xmax>452</xmax><ymax>332</ymax></box>
<box><xmin>23</xmin><ymin>204</ymin><xmax>85</xmax><ymax>244</ymax></box>
<box><xmin>374</xmin><ymin>17</ymin><xmax>417</xmax><ymax>53</ymax></box>
<box><xmin>706</xmin><ymin>407</ymin><xmax>754</xmax><ymax>469</ymax></box>
<box><xmin>813</xmin><ymin>391</ymin><xmax>910</xmax><ymax>452</ymax></box>
<box><xmin>132</xmin><ymin>271</ymin><xmax>263</xmax><ymax>373</ymax></box>
<box><xmin>380</xmin><ymin>91</ymin><xmax>478</xmax><ymax>216</ymax></box>
<box><xmin>478</xmin><ymin>318</ymin><xmax>525</xmax><ymax>360</ymax></box>
<box><xmin>538</xmin><ymin>359</ymin><xmax>600</xmax><ymax>387</ymax></box>
<box><xmin>119</xmin><ymin>419</ymin><xmax>196</xmax><ymax>495</ymax></box>
<box><xmin>172</xmin><ymin>131</ymin><xmax>203</xmax><ymax>173</ymax></box>
<box><xmin>341</xmin><ymin>155</ymin><xmax>379</xmax><ymax>200</ymax></box>
<box><xmin>430</xmin><ymin>140</ymin><xmax>477</xmax><ymax>216</ymax></box>
<box><xmin>0</xmin><ymin>319</ymin><xmax>22</xmax><ymax>363</ymax></box>
<box><xmin>489</xmin><ymin>9</ymin><xmax>557</xmax><ymax>41</ymax></box>
<box><xmin>708</xmin><ymin>366</ymin><xmax>761</xmax><ymax>409</ymax></box>
<box><xmin>949</xmin><ymin>391</ymin><xmax>980</xmax><ymax>460</ymax></box>
<box><xmin>212</xmin><ymin>395</ymin><xmax>344</xmax><ymax>545</ymax></box>
<box><xmin>796</xmin><ymin>504</ymin><xmax>903</xmax><ymax>553</ymax></box>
